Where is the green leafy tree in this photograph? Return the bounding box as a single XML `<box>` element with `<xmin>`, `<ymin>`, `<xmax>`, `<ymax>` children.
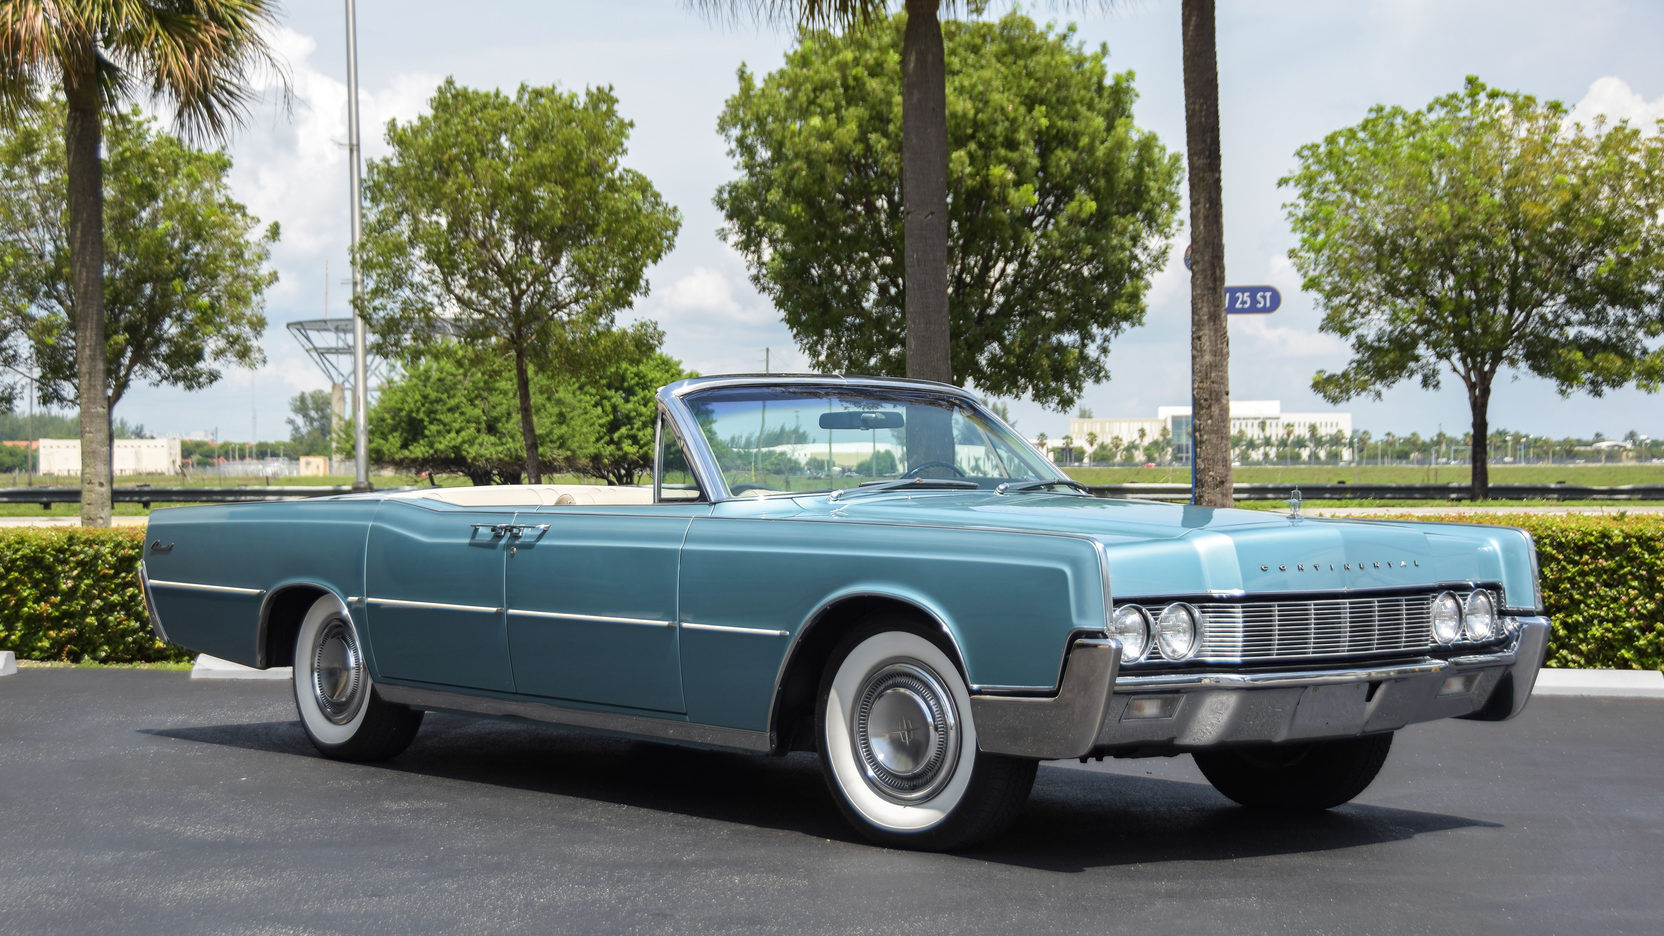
<box><xmin>1</xmin><ymin>100</ymin><xmax>275</xmax><ymax>422</ymax></box>
<box><xmin>715</xmin><ymin>11</ymin><xmax>1180</xmax><ymax>409</ymax></box>
<box><xmin>0</xmin><ymin>0</ymin><xmax>286</xmax><ymax>527</ymax></box>
<box><xmin>287</xmin><ymin>389</ymin><xmax>333</xmax><ymax>457</ymax></box>
<box><xmin>542</xmin><ymin>330</ymin><xmax>696</xmax><ymax>485</ymax></box>
<box><xmin>1284</xmin><ymin>77</ymin><xmax>1664</xmax><ymax>499</ymax></box>
<box><xmin>357</xmin><ymin>78</ymin><xmax>681</xmax><ymax>484</ymax></box>
<box><xmin>367</xmin><ymin>342</ymin><xmax>537</xmax><ymax>487</ymax></box>
<box><xmin>368</xmin><ymin>327</ymin><xmax>690</xmax><ymax>487</ymax></box>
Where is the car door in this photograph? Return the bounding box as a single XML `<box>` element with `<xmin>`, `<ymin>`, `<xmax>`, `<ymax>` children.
<box><xmin>363</xmin><ymin>499</ymin><xmax>516</xmax><ymax>692</ymax></box>
<box><xmin>503</xmin><ymin>503</ymin><xmax>708</xmax><ymax>713</ymax></box>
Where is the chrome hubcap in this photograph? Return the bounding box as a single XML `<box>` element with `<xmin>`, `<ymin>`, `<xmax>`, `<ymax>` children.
<box><xmin>853</xmin><ymin>662</ymin><xmax>959</xmax><ymax>803</ymax></box>
<box><xmin>311</xmin><ymin>618</ymin><xmax>365</xmax><ymax>725</ymax></box>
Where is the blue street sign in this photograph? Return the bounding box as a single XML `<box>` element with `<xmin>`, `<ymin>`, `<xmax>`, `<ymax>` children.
<box><xmin>1226</xmin><ymin>285</ymin><xmax>1280</xmax><ymax>314</ymax></box>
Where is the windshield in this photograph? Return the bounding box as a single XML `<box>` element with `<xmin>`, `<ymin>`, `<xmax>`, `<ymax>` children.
<box><xmin>679</xmin><ymin>385</ymin><xmax>1063</xmax><ymax>497</ymax></box>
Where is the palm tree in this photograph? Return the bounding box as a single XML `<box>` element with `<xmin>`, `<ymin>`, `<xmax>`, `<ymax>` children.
<box><xmin>1183</xmin><ymin>0</ymin><xmax>1229</xmax><ymax>506</ymax></box>
<box><xmin>693</xmin><ymin>0</ymin><xmax>950</xmax><ymax>383</ymax></box>
<box><xmin>1</xmin><ymin>0</ymin><xmax>286</xmax><ymax>526</ymax></box>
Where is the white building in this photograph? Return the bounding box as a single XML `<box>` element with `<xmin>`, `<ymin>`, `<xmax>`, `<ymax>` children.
<box><xmin>37</xmin><ymin>438</ymin><xmax>184</xmax><ymax>476</ymax></box>
<box><xmin>1067</xmin><ymin>401</ymin><xmax>1353</xmax><ymax>464</ymax></box>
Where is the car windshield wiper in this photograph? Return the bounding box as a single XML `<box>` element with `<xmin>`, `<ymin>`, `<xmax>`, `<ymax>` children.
<box><xmin>828</xmin><ymin>477</ymin><xmax>980</xmax><ymax>501</ymax></box>
<box><xmin>996</xmin><ymin>478</ymin><xmax>1094</xmax><ymax>495</ymax></box>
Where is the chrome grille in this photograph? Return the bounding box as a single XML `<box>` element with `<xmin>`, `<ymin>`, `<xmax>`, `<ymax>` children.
<box><xmin>1192</xmin><ymin>592</ymin><xmax>1468</xmax><ymax>663</ymax></box>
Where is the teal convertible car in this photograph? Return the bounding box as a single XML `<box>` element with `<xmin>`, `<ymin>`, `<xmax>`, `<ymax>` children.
<box><xmin>141</xmin><ymin>375</ymin><xmax>1549</xmax><ymax>849</ymax></box>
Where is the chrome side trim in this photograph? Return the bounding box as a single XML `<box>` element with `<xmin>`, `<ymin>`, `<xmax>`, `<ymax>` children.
<box><xmin>509</xmin><ymin>609</ymin><xmax>673</xmax><ymax>628</ymax></box>
<box><xmin>681</xmin><ymin>621</ymin><xmax>789</xmax><ymax>638</ymax></box>
<box><xmin>365</xmin><ymin>597</ymin><xmax>500</xmax><ymax>614</ymax></box>
<box><xmin>375</xmin><ymin>684</ymin><xmax>773</xmax><ymax>753</ymax></box>
<box><xmin>147</xmin><ymin>579</ymin><xmax>266</xmax><ymax>597</ymax></box>
<box><xmin>971</xmin><ymin>639</ymin><xmax>1121</xmax><ymax>759</ymax></box>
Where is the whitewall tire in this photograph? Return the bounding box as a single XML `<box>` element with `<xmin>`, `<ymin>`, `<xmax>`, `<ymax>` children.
<box><xmin>817</xmin><ymin>624</ymin><xmax>1036</xmax><ymax>850</ymax></box>
<box><xmin>293</xmin><ymin>594</ymin><xmax>422</xmax><ymax>761</ymax></box>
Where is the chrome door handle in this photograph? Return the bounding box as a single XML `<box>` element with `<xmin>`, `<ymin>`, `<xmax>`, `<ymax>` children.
<box><xmin>471</xmin><ymin>522</ymin><xmax>512</xmax><ymax>538</ymax></box>
<box><xmin>510</xmin><ymin>523</ymin><xmax>550</xmax><ymax>540</ymax></box>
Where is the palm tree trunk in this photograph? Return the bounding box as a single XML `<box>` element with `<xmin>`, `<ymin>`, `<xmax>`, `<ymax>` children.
<box><xmin>901</xmin><ymin>0</ymin><xmax>951</xmax><ymax>385</ymax></box>
<box><xmin>1182</xmin><ymin>0</ymin><xmax>1231</xmax><ymax>508</ymax></box>
<box><xmin>65</xmin><ymin>63</ymin><xmax>112</xmax><ymax>527</ymax></box>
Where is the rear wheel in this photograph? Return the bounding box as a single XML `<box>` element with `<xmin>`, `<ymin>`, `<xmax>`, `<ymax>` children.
<box><xmin>293</xmin><ymin>594</ymin><xmax>422</xmax><ymax>761</ymax></box>
<box><xmin>1193</xmin><ymin>733</ymin><xmax>1393</xmax><ymax>811</ymax></box>
<box><xmin>816</xmin><ymin>623</ymin><xmax>1036</xmax><ymax>850</ymax></box>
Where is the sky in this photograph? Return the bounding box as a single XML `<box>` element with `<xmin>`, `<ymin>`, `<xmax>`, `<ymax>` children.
<box><xmin>99</xmin><ymin>0</ymin><xmax>1664</xmax><ymax>445</ymax></box>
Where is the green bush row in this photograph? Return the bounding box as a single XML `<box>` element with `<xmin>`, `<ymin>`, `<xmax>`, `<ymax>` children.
<box><xmin>0</xmin><ymin>528</ymin><xmax>190</xmax><ymax>664</ymax></box>
<box><xmin>1</xmin><ymin>515</ymin><xmax>1660</xmax><ymax>669</ymax></box>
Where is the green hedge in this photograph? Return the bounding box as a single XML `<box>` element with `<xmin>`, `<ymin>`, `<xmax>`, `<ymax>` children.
<box><xmin>0</xmin><ymin>528</ymin><xmax>190</xmax><ymax>664</ymax></box>
<box><xmin>1</xmin><ymin>516</ymin><xmax>1660</xmax><ymax>669</ymax></box>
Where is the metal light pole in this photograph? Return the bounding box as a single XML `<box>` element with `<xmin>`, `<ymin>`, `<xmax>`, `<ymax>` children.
<box><xmin>345</xmin><ymin>0</ymin><xmax>371</xmax><ymax>492</ymax></box>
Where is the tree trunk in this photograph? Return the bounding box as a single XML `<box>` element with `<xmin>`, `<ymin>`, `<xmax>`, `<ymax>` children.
<box><xmin>1467</xmin><ymin>375</ymin><xmax>1492</xmax><ymax>501</ymax></box>
<box><xmin>513</xmin><ymin>344</ymin><xmax>541</xmax><ymax>483</ymax></box>
<box><xmin>1182</xmin><ymin>0</ymin><xmax>1232</xmax><ymax>509</ymax></box>
<box><xmin>65</xmin><ymin>62</ymin><xmax>112</xmax><ymax>528</ymax></box>
<box><xmin>901</xmin><ymin>0</ymin><xmax>952</xmax><ymax>385</ymax></box>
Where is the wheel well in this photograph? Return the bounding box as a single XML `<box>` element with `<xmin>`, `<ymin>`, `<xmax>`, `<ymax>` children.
<box><xmin>769</xmin><ymin>595</ymin><xmax>958</xmax><ymax>754</ymax></box>
<box><xmin>260</xmin><ymin>586</ymin><xmax>330</xmax><ymax>668</ymax></box>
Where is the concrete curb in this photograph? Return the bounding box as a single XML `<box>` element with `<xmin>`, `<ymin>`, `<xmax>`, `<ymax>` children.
<box><xmin>0</xmin><ymin>651</ymin><xmax>15</xmax><ymax>677</ymax></box>
<box><xmin>1532</xmin><ymin>667</ymin><xmax>1664</xmax><ymax>699</ymax></box>
<box><xmin>190</xmin><ymin>654</ymin><xmax>291</xmax><ymax>682</ymax></box>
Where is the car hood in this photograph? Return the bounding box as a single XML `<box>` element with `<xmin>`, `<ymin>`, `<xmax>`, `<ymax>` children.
<box><xmin>764</xmin><ymin>491</ymin><xmax>1519</xmax><ymax>601</ymax></box>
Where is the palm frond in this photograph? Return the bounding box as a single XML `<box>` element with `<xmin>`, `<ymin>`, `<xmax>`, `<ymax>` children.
<box><xmin>104</xmin><ymin>0</ymin><xmax>290</xmax><ymax>142</ymax></box>
<box><xmin>684</xmin><ymin>0</ymin><xmax>895</xmax><ymax>30</ymax></box>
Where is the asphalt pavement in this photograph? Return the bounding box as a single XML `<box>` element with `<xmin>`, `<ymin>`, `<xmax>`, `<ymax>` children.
<box><xmin>1</xmin><ymin>669</ymin><xmax>1660</xmax><ymax>936</ymax></box>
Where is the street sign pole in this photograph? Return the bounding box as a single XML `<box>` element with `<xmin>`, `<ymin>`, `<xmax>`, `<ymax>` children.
<box><xmin>345</xmin><ymin>0</ymin><xmax>370</xmax><ymax>492</ymax></box>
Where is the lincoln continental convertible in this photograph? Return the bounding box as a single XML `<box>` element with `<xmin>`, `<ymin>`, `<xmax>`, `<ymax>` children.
<box><xmin>140</xmin><ymin>375</ymin><xmax>1550</xmax><ymax>849</ymax></box>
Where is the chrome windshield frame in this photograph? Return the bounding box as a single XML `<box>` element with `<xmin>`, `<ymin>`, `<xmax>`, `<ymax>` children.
<box><xmin>655</xmin><ymin>374</ymin><xmax>1069</xmax><ymax>503</ymax></box>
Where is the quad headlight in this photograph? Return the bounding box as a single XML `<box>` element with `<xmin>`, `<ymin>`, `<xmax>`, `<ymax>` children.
<box><xmin>1464</xmin><ymin>589</ymin><xmax>1496</xmax><ymax>641</ymax></box>
<box><xmin>1156</xmin><ymin>602</ymin><xmax>1200</xmax><ymax>661</ymax></box>
<box><xmin>1109</xmin><ymin>604</ymin><xmax>1151</xmax><ymax>662</ymax></box>
<box><xmin>1431</xmin><ymin>591</ymin><xmax>1463</xmax><ymax>645</ymax></box>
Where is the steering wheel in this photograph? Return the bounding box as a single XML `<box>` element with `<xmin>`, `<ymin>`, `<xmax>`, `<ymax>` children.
<box><xmin>901</xmin><ymin>461</ymin><xmax>965</xmax><ymax>479</ymax></box>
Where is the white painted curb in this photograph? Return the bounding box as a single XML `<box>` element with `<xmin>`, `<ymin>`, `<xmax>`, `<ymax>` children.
<box><xmin>0</xmin><ymin>650</ymin><xmax>16</xmax><ymax>677</ymax></box>
<box><xmin>190</xmin><ymin>654</ymin><xmax>291</xmax><ymax>682</ymax></box>
<box><xmin>1533</xmin><ymin>668</ymin><xmax>1664</xmax><ymax>699</ymax></box>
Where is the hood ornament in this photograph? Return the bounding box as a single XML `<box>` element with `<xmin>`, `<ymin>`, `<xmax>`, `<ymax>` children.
<box><xmin>1287</xmin><ymin>487</ymin><xmax>1303</xmax><ymax>521</ymax></box>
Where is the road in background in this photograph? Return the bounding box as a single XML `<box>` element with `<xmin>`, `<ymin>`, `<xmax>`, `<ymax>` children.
<box><xmin>0</xmin><ymin>670</ymin><xmax>1659</xmax><ymax>936</ymax></box>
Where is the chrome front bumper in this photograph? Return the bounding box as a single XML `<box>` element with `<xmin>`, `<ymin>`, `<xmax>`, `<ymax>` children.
<box><xmin>970</xmin><ymin>617</ymin><xmax>1551</xmax><ymax>759</ymax></box>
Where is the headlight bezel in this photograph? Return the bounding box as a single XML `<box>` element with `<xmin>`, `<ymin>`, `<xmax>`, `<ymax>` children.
<box><xmin>1431</xmin><ymin>590</ymin><xmax>1464</xmax><ymax>645</ymax></box>
<box><xmin>1109</xmin><ymin>604</ymin><xmax>1152</xmax><ymax>663</ymax></box>
<box><xmin>1464</xmin><ymin>589</ymin><xmax>1496</xmax><ymax>641</ymax></box>
<box><xmin>1155</xmin><ymin>602</ymin><xmax>1201</xmax><ymax>661</ymax></box>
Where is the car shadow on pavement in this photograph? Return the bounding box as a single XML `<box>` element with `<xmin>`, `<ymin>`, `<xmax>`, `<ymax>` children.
<box><xmin>144</xmin><ymin>712</ymin><xmax>1499</xmax><ymax>870</ymax></box>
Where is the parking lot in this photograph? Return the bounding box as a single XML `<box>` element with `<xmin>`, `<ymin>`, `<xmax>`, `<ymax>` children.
<box><xmin>1</xmin><ymin>669</ymin><xmax>1660</xmax><ymax>936</ymax></box>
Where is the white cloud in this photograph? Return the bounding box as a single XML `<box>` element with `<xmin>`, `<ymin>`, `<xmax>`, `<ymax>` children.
<box><xmin>1570</xmin><ymin>76</ymin><xmax>1664</xmax><ymax>131</ymax></box>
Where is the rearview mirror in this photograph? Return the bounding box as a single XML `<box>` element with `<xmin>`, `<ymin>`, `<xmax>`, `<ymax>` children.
<box><xmin>819</xmin><ymin>410</ymin><xmax>904</xmax><ymax>430</ymax></box>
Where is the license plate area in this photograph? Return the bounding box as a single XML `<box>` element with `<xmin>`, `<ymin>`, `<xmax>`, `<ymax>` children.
<box><xmin>1289</xmin><ymin>682</ymin><xmax>1369</xmax><ymax>738</ymax></box>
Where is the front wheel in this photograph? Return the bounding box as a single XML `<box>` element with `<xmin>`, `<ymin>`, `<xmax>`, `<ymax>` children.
<box><xmin>817</xmin><ymin>624</ymin><xmax>1036</xmax><ymax>850</ymax></box>
<box><xmin>293</xmin><ymin>594</ymin><xmax>423</xmax><ymax>761</ymax></box>
<box><xmin>1193</xmin><ymin>733</ymin><xmax>1393</xmax><ymax>811</ymax></box>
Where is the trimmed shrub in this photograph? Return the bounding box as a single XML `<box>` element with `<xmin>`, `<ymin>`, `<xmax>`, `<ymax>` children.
<box><xmin>0</xmin><ymin>528</ymin><xmax>190</xmax><ymax>664</ymax></box>
<box><xmin>0</xmin><ymin>514</ymin><xmax>1660</xmax><ymax>669</ymax></box>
